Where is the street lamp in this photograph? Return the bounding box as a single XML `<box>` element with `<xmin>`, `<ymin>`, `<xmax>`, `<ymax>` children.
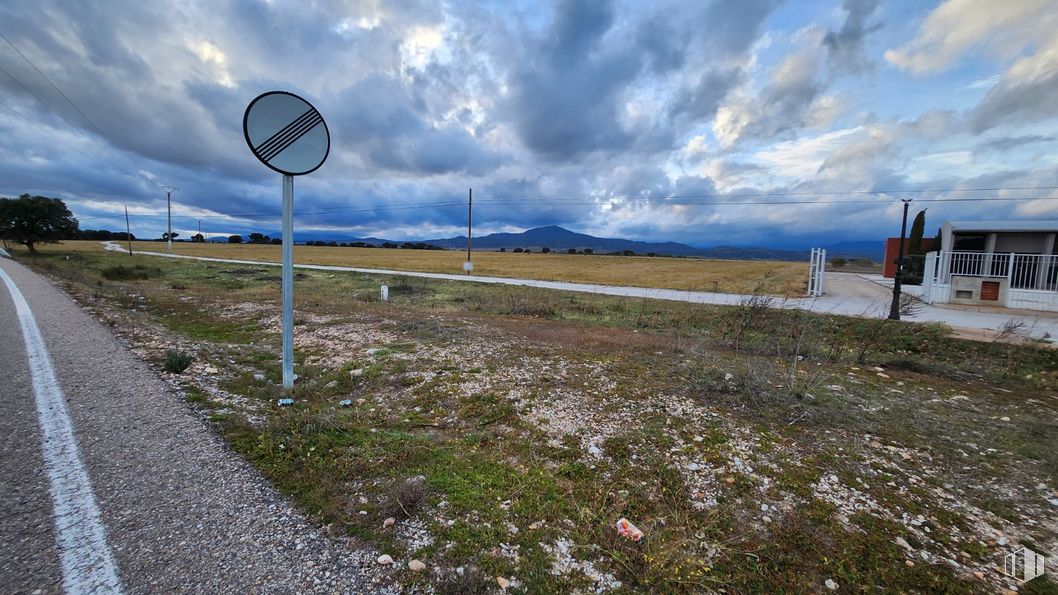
<box><xmin>159</xmin><ymin>185</ymin><xmax>178</xmax><ymax>253</ymax></box>
<box><xmin>888</xmin><ymin>198</ymin><xmax>913</xmax><ymax>320</ymax></box>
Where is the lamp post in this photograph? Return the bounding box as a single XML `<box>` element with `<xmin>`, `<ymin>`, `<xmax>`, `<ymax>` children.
<box><xmin>888</xmin><ymin>198</ymin><xmax>912</xmax><ymax>320</ymax></box>
<box><xmin>159</xmin><ymin>185</ymin><xmax>177</xmax><ymax>253</ymax></box>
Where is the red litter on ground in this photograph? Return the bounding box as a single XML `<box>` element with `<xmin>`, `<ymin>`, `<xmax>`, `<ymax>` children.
<box><xmin>616</xmin><ymin>518</ymin><xmax>644</xmax><ymax>542</ymax></box>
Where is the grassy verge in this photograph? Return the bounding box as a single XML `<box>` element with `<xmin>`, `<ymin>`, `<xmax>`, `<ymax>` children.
<box><xmin>13</xmin><ymin>246</ymin><xmax>1058</xmax><ymax>593</ymax></box>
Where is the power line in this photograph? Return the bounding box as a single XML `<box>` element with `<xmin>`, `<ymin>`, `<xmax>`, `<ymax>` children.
<box><xmin>0</xmin><ymin>32</ymin><xmax>113</xmax><ymax>143</ymax></box>
<box><xmin>0</xmin><ymin>96</ymin><xmax>97</xmax><ymax>160</ymax></box>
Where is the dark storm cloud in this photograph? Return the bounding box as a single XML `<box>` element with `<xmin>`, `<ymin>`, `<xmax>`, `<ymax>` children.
<box><xmin>823</xmin><ymin>0</ymin><xmax>882</xmax><ymax>74</ymax></box>
<box><xmin>970</xmin><ymin>63</ymin><xmax>1058</xmax><ymax>133</ymax></box>
<box><xmin>505</xmin><ymin>0</ymin><xmax>642</xmax><ymax>160</ymax></box>
<box><xmin>972</xmin><ymin>134</ymin><xmax>1055</xmax><ymax>155</ymax></box>
<box><xmin>670</xmin><ymin>68</ymin><xmax>744</xmax><ymax>121</ymax></box>
<box><xmin>701</xmin><ymin>0</ymin><xmax>781</xmax><ymax>55</ymax></box>
<box><xmin>331</xmin><ymin>74</ymin><xmax>505</xmax><ymax>175</ymax></box>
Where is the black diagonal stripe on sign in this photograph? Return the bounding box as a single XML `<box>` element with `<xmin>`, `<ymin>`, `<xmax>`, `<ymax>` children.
<box><xmin>259</xmin><ymin>112</ymin><xmax>322</xmax><ymax>162</ymax></box>
<box><xmin>254</xmin><ymin>109</ymin><xmax>315</xmax><ymax>157</ymax></box>
<box><xmin>260</xmin><ymin>112</ymin><xmax>323</xmax><ymax>163</ymax></box>
<box><xmin>260</xmin><ymin>113</ymin><xmax>322</xmax><ymax>162</ymax></box>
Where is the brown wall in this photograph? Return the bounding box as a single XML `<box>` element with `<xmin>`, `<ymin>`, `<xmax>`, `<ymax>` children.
<box><xmin>883</xmin><ymin>237</ymin><xmax>934</xmax><ymax>278</ymax></box>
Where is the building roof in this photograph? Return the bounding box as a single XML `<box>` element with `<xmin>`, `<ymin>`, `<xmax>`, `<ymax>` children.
<box><xmin>946</xmin><ymin>220</ymin><xmax>1058</xmax><ymax>233</ymax></box>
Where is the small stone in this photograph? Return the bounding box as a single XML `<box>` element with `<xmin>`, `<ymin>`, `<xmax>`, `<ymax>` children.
<box><xmin>528</xmin><ymin>521</ymin><xmax>543</xmax><ymax>530</ymax></box>
<box><xmin>350</xmin><ymin>368</ymin><xmax>364</xmax><ymax>377</ymax></box>
<box><xmin>383</xmin><ymin>517</ymin><xmax>396</xmax><ymax>528</ymax></box>
<box><xmin>1000</xmin><ymin>416</ymin><xmax>1010</xmax><ymax>422</ymax></box>
<box><xmin>408</xmin><ymin>560</ymin><xmax>426</xmax><ymax>572</ymax></box>
<box><xmin>973</xmin><ymin>571</ymin><xmax>984</xmax><ymax>579</ymax></box>
<box><xmin>588</xmin><ymin>446</ymin><xmax>602</xmax><ymax>456</ymax></box>
<box><xmin>896</xmin><ymin>537</ymin><xmax>913</xmax><ymax>551</ymax></box>
<box><xmin>905</xmin><ymin>560</ymin><xmax>915</xmax><ymax>568</ymax></box>
<box><xmin>377</xmin><ymin>554</ymin><xmax>394</xmax><ymax>565</ymax></box>
<box><xmin>876</xmin><ymin>372</ymin><xmax>890</xmax><ymax>379</ymax></box>
<box><xmin>366</xmin><ymin>348</ymin><xmax>381</xmax><ymax>356</ymax></box>
<box><xmin>762</xmin><ymin>515</ymin><xmax>772</xmax><ymax>524</ymax></box>
<box><xmin>496</xmin><ymin>576</ymin><xmax>510</xmax><ymax>590</ymax></box>
<box><xmin>825</xmin><ymin>578</ymin><xmax>838</xmax><ymax>590</ymax></box>
<box><xmin>725</xmin><ymin>476</ymin><xmax>736</xmax><ymax>485</ymax></box>
<box><xmin>253</xmin><ymin>373</ymin><xmax>265</xmax><ymax>381</ymax></box>
<box><xmin>359</xmin><ymin>510</ymin><xmax>368</xmax><ymax>515</ymax></box>
<box><xmin>687</xmin><ymin>462</ymin><xmax>700</xmax><ymax>471</ymax></box>
<box><xmin>456</xmin><ymin>567</ymin><xmax>465</xmax><ymax>576</ymax></box>
<box><xmin>339</xmin><ymin>399</ymin><xmax>352</xmax><ymax>407</ymax></box>
<box><xmin>724</xmin><ymin>372</ymin><xmax>735</xmax><ymax>381</ymax></box>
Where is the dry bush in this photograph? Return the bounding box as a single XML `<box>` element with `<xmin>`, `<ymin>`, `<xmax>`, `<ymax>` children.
<box><xmin>380</xmin><ymin>476</ymin><xmax>428</xmax><ymax>520</ymax></box>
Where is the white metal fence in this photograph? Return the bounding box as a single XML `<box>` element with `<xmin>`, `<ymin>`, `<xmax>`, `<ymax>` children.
<box><xmin>938</xmin><ymin>251</ymin><xmax>1058</xmax><ymax>290</ymax></box>
<box><xmin>808</xmin><ymin>248</ymin><xmax>826</xmax><ymax>297</ymax></box>
<box><xmin>925</xmin><ymin>250</ymin><xmax>1058</xmax><ymax>311</ymax></box>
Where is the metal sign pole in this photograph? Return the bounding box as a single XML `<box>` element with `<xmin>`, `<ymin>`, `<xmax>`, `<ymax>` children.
<box><xmin>282</xmin><ymin>174</ymin><xmax>295</xmax><ymax>390</ymax></box>
<box><xmin>243</xmin><ymin>90</ymin><xmax>329</xmax><ymax>398</ymax></box>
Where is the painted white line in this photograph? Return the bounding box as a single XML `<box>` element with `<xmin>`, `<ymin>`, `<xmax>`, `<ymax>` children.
<box><xmin>0</xmin><ymin>267</ymin><xmax>123</xmax><ymax>594</ymax></box>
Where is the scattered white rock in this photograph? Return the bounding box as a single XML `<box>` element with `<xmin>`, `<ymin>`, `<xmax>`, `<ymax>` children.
<box><xmin>377</xmin><ymin>554</ymin><xmax>394</xmax><ymax>565</ymax></box>
<box><xmin>496</xmin><ymin>576</ymin><xmax>510</xmax><ymax>590</ymax></box>
<box><xmin>724</xmin><ymin>372</ymin><xmax>735</xmax><ymax>381</ymax></box>
<box><xmin>253</xmin><ymin>373</ymin><xmax>265</xmax><ymax>381</ymax></box>
<box><xmin>383</xmin><ymin>517</ymin><xmax>396</xmax><ymax>528</ymax></box>
<box><xmin>896</xmin><ymin>537</ymin><xmax>913</xmax><ymax>551</ymax></box>
<box><xmin>366</xmin><ymin>348</ymin><xmax>381</xmax><ymax>356</ymax></box>
<box><xmin>1000</xmin><ymin>416</ymin><xmax>1010</xmax><ymax>422</ymax></box>
<box><xmin>408</xmin><ymin>560</ymin><xmax>426</xmax><ymax>572</ymax></box>
<box><xmin>588</xmin><ymin>445</ymin><xmax>602</xmax><ymax>456</ymax></box>
<box><xmin>350</xmin><ymin>368</ymin><xmax>364</xmax><ymax>377</ymax></box>
<box><xmin>825</xmin><ymin>578</ymin><xmax>839</xmax><ymax>590</ymax></box>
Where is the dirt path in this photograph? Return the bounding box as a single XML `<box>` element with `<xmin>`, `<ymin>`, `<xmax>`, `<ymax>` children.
<box><xmin>0</xmin><ymin>258</ymin><xmax>386</xmax><ymax>593</ymax></box>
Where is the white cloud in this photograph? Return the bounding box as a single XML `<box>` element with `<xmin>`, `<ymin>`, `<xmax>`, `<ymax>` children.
<box><xmin>754</xmin><ymin>127</ymin><xmax>863</xmax><ymax>179</ymax></box>
<box><xmin>885</xmin><ymin>0</ymin><xmax>1056</xmax><ymax>74</ymax></box>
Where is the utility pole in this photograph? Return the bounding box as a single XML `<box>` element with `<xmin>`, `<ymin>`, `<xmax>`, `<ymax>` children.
<box><xmin>159</xmin><ymin>185</ymin><xmax>177</xmax><ymax>253</ymax></box>
<box><xmin>124</xmin><ymin>205</ymin><xmax>133</xmax><ymax>255</ymax></box>
<box><xmin>198</xmin><ymin>219</ymin><xmax>202</xmax><ymax>242</ymax></box>
<box><xmin>888</xmin><ymin>198</ymin><xmax>913</xmax><ymax>320</ymax></box>
<box><xmin>464</xmin><ymin>187</ymin><xmax>473</xmax><ymax>273</ymax></box>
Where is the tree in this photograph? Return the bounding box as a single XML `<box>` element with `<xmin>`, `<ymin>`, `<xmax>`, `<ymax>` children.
<box><xmin>162</xmin><ymin>232</ymin><xmax>180</xmax><ymax>241</ymax></box>
<box><xmin>908</xmin><ymin>209</ymin><xmax>927</xmax><ymax>255</ymax></box>
<box><xmin>0</xmin><ymin>194</ymin><xmax>79</xmax><ymax>253</ymax></box>
<box><xmin>248</xmin><ymin>232</ymin><xmax>270</xmax><ymax>244</ymax></box>
<box><xmin>905</xmin><ymin>209</ymin><xmax>927</xmax><ymax>284</ymax></box>
<box><xmin>541</xmin><ymin>246</ymin><xmax>551</xmax><ymax>254</ymax></box>
<box><xmin>228</xmin><ymin>235</ymin><xmax>243</xmax><ymax>244</ymax></box>
<box><xmin>567</xmin><ymin>248</ymin><xmax>577</xmax><ymax>254</ymax></box>
<box><xmin>191</xmin><ymin>233</ymin><xmax>205</xmax><ymax>243</ymax></box>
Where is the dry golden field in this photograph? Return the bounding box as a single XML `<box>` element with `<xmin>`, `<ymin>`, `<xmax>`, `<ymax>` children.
<box><xmin>22</xmin><ymin>240</ymin><xmax>809</xmax><ymax>295</ymax></box>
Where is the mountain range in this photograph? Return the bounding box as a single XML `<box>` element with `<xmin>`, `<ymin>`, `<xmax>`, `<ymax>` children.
<box><xmin>212</xmin><ymin>225</ymin><xmax>884</xmax><ymax>262</ymax></box>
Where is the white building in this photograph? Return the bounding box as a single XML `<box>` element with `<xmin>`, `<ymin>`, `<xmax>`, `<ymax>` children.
<box><xmin>923</xmin><ymin>220</ymin><xmax>1058</xmax><ymax>312</ymax></box>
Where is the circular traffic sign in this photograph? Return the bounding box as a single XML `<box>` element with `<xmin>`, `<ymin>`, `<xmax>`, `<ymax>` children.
<box><xmin>243</xmin><ymin>91</ymin><xmax>330</xmax><ymax>176</ymax></box>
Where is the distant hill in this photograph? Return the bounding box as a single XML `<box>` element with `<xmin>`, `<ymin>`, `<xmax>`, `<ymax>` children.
<box><xmin>207</xmin><ymin>225</ymin><xmax>883</xmax><ymax>262</ymax></box>
<box><xmin>820</xmin><ymin>241</ymin><xmax>885</xmax><ymax>261</ymax></box>
<box><xmin>425</xmin><ymin>225</ymin><xmax>812</xmax><ymax>261</ymax></box>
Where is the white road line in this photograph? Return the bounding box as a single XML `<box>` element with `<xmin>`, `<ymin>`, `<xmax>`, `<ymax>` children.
<box><xmin>0</xmin><ymin>268</ymin><xmax>123</xmax><ymax>594</ymax></box>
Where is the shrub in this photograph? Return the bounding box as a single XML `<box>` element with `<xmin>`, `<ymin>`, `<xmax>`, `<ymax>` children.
<box><xmin>163</xmin><ymin>349</ymin><xmax>193</xmax><ymax>374</ymax></box>
<box><xmin>831</xmin><ymin>257</ymin><xmax>846</xmax><ymax>267</ymax></box>
<box><xmin>101</xmin><ymin>265</ymin><xmax>157</xmax><ymax>281</ymax></box>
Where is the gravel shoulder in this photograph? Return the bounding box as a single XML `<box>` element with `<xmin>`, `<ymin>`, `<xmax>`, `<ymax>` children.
<box><xmin>0</xmin><ymin>257</ymin><xmax>387</xmax><ymax>593</ymax></box>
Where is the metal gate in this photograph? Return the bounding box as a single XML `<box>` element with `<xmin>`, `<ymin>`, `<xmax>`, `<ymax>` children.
<box><xmin>808</xmin><ymin>248</ymin><xmax>827</xmax><ymax>297</ymax></box>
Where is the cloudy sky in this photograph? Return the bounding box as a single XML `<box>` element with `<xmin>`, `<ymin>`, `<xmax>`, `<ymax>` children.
<box><xmin>1</xmin><ymin>0</ymin><xmax>1057</xmax><ymax>247</ymax></box>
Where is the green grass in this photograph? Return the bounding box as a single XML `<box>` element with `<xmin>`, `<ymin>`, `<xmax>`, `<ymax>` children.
<box><xmin>15</xmin><ymin>246</ymin><xmax>1058</xmax><ymax>594</ymax></box>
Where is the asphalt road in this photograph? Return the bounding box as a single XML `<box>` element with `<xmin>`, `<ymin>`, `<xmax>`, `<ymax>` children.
<box><xmin>0</xmin><ymin>257</ymin><xmax>382</xmax><ymax>593</ymax></box>
<box><xmin>105</xmin><ymin>242</ymin><xmax>1058</xmax><ymax>343</ymax></box>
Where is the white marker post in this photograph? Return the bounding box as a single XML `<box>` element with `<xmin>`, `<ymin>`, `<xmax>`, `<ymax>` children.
<box><xmin>243</xmin><ymin>91</ymin><xmax>330</xmax><ymax>392</ymax></box>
